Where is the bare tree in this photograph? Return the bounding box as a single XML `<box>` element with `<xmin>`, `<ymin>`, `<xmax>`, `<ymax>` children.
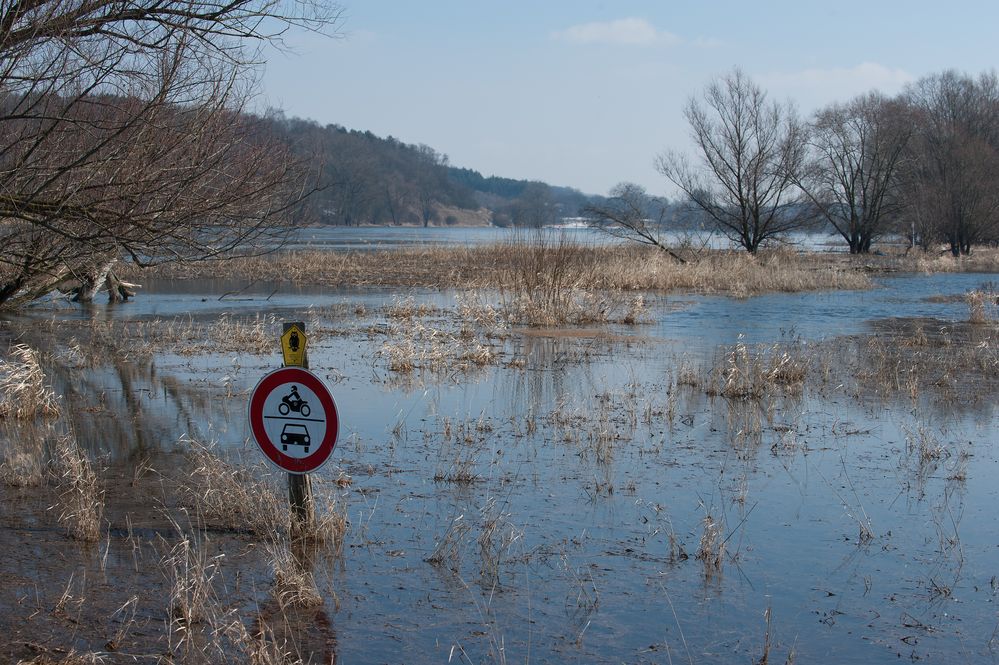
<box><xmin>582</xmin><ymin>182</ymin><xmax>685</xmax><ymax>262</ymax></box>
<box><xmin>799</xmin><ymin>92</ymin><xmax>912</xmax><ymax>253</ymax></box>
<box><xmin>902</xmin><ymin>70</ymin><xmax>999</xmax><ymax>256</ymax></box>
<box><xmin>657</xmin><ymin>69</ymin><xmax>810</xmax><ymax>253</ymax></box>
<box><xmin>512</xmin><ymin>183</ymin><xmax>557</xmax><ymax>228</ymax></box>
<box><xmin>0</xmin><ymin>0</ymin><xmax>342</xmax><ymax>308</ymax></box>
<box><xmin>415</xmin><ymin>144</ymin><xmax>446</xmax><ymax>227</ymax></box>
<box><xmin>381</xmin><ymin>176</ymin><xmax>415</xmax><ymax>225</ymax></box>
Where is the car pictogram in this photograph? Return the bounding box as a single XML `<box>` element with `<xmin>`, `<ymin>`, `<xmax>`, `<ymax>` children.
<box><xmin>280</xmin><ymin>423</ymin><xmax>311</xmax><ymax>452</ymax></box>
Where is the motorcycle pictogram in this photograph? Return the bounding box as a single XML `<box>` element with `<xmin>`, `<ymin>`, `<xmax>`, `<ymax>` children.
<box><xmin>277</xmin><ymin>385</ymin><xmax>310</xmax><ymax>417</ymax></box>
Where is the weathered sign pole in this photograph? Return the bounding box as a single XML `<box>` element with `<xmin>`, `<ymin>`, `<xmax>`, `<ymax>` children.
<box><xmin>248</xmin><ymin>322</ymin><xmax>340</xmax><ymax>535</ymax></box>
<box><xmin>281</xmin><ymin>321</ymin><xmax>315</xmax><ymax>533</ymax></box>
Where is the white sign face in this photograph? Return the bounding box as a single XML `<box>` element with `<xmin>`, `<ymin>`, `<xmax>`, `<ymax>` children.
<box><xmin>260</xmin><ymin>381</ymin><xmax>328</xmax><ymax>459</ymax></box>
<box><xmin>248</xmin><ymin>367</ymin><xmax>340</xmax><ymax>474</ymax></box>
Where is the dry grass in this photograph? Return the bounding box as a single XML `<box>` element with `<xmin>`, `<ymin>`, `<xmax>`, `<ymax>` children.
<box><xmin>478</xmin><ymin>497</ymin><xmax>523</xmax><ymax>588</ymax></box>
<box><xmin>0</xmin><ymin>344</ymin><xmax>60</xmax><ymax>419</ymax></box>
<box><xmin>847</xmin><ymin>318</ymin><xmax>999</xmax><ymax>403</ymax></box>
<box><xmin>966</xmin><ymin>283</ymin><xmax>998</xmax><ymax>324</ymax></box>
<box><xmin>51</xmin><ymin>435</ymin><xmax>105</xmax><ymax>542</ymax></box>
<box><xmin>705</xmin><ymin>337</ymin><xmax>808</xmax><ymax>400</ymax></box>
<box><xmin>378</xmin><ymin>315</ymin><xmax>498</xmax><ymax>374</ymax></box>
<box><xmin>62</xmin><ymin>313</ymin><xmax>282</xmax><ymax>359</ymax></box>
<box><xmin>134</xmin><ymin>241</ymin><xmax>874</xmax><ymax>297</ymax></box>
<box><xmin>890</xmin><ymin>246</ymin><xmax>999</xmax><ymax>274</ymax></box>
<box><xmin>181</xmin><ymin>437</ymin><xmax>285</xmax><ymax>536</ymax></box>
<box><xmin>426</xmin><ymin>513</ymin><xmax>472</xmax><ymax>570</ymax></box>
<box><xmin>162</xmin><ymin>529</ymin><xmax>225</xmax><ymax>630</ymax></box>
<box><xmin>181</xmin><ymin>438</ymin><xmax>349</xmax><ymax>550</ymax></box>
<box><xmin>309</xmin><ymin>479</ymin><xmax>350</xmax><ymax>556</ymax></box>
<box><xmin>0</xmin><ymin>427</ymin><xmax>47</xmax><ymax>487</ymax></box>
<box><xmin>18</xmin><ymin>653</ymin><xmax>107</xmax><ymax>664</ymax></box>
<box><xmin>696</xmin><ymin>511</ymin><xmax>726</xmax><ymax>578</ymax></box>
<box><xmin>267</xmin><ymin>542</ymin><xmax>323</xmax><ymax>608</ymax></box>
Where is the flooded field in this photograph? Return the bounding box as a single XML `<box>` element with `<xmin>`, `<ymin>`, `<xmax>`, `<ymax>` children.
<box><xmin>2</xmin><ymin>269</ymin><xmax>999</xmax><ymax>663</ymax></box>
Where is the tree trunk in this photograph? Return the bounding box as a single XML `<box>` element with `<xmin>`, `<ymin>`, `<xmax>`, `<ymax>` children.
<box><xmin>105</xmin><ymin>270</ymin><xmax>137</xmax><ymax>303</ymax></box>
<box><xmin>73</xmin><ymin>260</ymin><xmax>116</xmax><ymax>303</ymax></box>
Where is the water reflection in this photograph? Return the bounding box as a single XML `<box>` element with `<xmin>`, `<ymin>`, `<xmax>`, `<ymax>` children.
<box><xmin>2</xmin><ymin>268</ymin><xmax>999</xmax><ymax>663</ymax></box>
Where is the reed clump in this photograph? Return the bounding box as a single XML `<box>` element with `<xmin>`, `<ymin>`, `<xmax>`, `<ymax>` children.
<box><xmin>893</xmin><ymin>246</ymin><xmax>999</xmax><ymax>274</ymax></box>
<box><xmin>966</xmin><ymin>283</ymin><xmax>998</xmax><ymax>324</ymax></box>
<box><xmin>706</xmin><ymin>337</ymin><xmax>808</xmax><ymax>400</ymax></box>
<box><xmin>267</xmin><ymin>542</ymin><xmax>323</xmax><ymax>608</ymax></box>
<box><xmin>51</xmin><ymin>434</ymin><xmax>105</xmax><ymax>542</ymax></box>
<box><xmin>162</xmin><ymin>530</ymin><xmax>225</xmax><ymax>630</ymax></box>
<box><xmin>848</xmin><ymin>318</ymin><xmax>999</xmax><ymax>404</ymax></box>
<box><xmin>180</xmin><ymin>438</ymin><xmax>285</xmax><ymax>536</ymax></box>
<box><xmin>696</xmin><ymin>512</ymin><xmax>726</xmax><ymax>578</ymax></box>
<box><xmin>0</xmin><ymin>344</ymin><xmax>61</xmax><ymax>419</ymax></box>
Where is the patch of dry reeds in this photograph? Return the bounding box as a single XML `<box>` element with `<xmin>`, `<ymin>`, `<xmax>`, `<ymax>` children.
<box><xmin>426</xmin><ymin>513</ymin><xmax>472</xmax><ymax>570</ymax></box>
<box><xmin>181</xmin><ymin>437</ymin><xmax>284</xmax><ymax>536</ymax></box>
<box><xmin>0</xmin><ymin>344</ymin><xmax>60</xmax><ymax>419</ymax></box>
<box><xmin>696</xmin><ymin>511</ymin><xmax>726</xmax><ymax>578</ymax></box>
<box><xmin>162</xmin><ymin>530</ymin><xmax>225</xmax><ymax>630</ymax></box>
<box><xmin>966</xmin><ymin>283</ymin><xmax>998</xmax><ymax>324</ymax></box>
<box><xmin>845</xmin><ymin>318</ymin><xmax>999</xmax><ymax>404</ymax></box>
<box><xmin>705</xmin><ymin>337</ymin><xmax>808</xmax><ymax>400</ymax></box>
<box><xmin>0</xmin><ymin>427</ymin><xmax>47</xmax><ymax>487</ymax></box>
<box><xmin>378</xmin><ymin>317</ymin><xmax>497</xmax><ymax>374</ymax></box>
<box><xmin>478</xmin><ymin>497</ymin><xmax>523</xmax><ymax>588</ymax></box>
<box><xmin>267</xmin><ymin>542</ymin><xmax>323</xmax><ymax>608</ymax></box>
<box><xmin>51</xmin><ymin>435</ymin><xmax>105</xmax><ymax>542</ymax></box>
<box><xmin>893</xmin><ymin>246</ymin><xmax>999</xmax><ymax>274</ymax></box>
<box><xmin>133</xmin><ymin>241</ymin><xmax>874</xmax><ymax>297</ymax></box>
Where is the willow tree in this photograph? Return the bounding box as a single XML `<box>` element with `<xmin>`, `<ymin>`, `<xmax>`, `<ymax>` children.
<box><xmin>0</xmin><ymin>0</ymin><xmax>341</xmax><ymax>308</ymax></box>
<box><xmin>902</xmin><ymin>71</ymin><xmax>999</xmax><ymax>256</ymax></box>
<box><xmin>800</xmin><ymin>93</ymin><xmax>912</xmax><ymax>254</ymax></box>
<box><xmin>657</xmin><ymin>69</ymin><xmax>810</xmax><ymax>253</ymax></box>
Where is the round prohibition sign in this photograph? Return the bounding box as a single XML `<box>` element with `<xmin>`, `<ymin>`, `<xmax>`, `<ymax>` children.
<box><xmin>248</xmin><ymin>367</ymin><xmax>339</xmax><ymax>474</ymax></box>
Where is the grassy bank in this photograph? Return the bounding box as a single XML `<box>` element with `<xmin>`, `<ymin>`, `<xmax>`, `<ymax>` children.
<box><xmin>135</xmin><ymin>240</ymin><xmax>878</xmax><ymax>296</ymax></box>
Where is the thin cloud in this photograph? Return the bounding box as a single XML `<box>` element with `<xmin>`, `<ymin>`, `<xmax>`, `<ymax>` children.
<box><xmin>762</xmin><ymin>62</ymin><xmax>915</xmax><ymax>106</ymax></box>
<box><xmin>551</xmin><ymin>18</ymin><xmax>680</xmax><ymax>46</ymax></box>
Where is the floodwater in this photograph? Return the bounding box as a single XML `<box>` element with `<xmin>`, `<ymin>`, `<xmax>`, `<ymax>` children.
<box><xmin>2</xmin><ymin>265</ymin><xmax>999</xmax><ymax>663</ymax></box>
<box><xmin>284</xmin><ymin>225</ymin><xmax>845</xmax><ymax>252</ymax></box>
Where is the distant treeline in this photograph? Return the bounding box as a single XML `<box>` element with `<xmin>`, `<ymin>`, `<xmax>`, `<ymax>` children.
<box><xmin>261</xmin><ymin>112</ymin><xmax>594</xmax><ymax>227</ymax></box>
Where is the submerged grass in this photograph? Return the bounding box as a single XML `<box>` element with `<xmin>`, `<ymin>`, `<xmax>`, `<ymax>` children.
<box><xmin>0</xmin><ymin>344</ymin><xmax>60</xmax><ymax>419</ymax></box>
<box><xmin>52</xmin><ymin>434</ymin><xmax>105</xmax><ymax>542</ymax></box>
<box><xmin>135</xmin><ymin>241</ymin><xmax>873</xmax><ymax>297</ymax></box>
<box><xmin>180</xmin><ymin>437</ymin><xmax>285</xmax><ymax>537</ymax></box>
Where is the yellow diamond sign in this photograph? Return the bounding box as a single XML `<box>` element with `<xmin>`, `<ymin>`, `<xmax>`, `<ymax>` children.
<box><xmin>280</xmin><ymin>323</ymin><xmax>307</xmax><ymax>367</ymax></box>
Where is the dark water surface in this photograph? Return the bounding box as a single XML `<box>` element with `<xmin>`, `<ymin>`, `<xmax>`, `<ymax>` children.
<box><xmin>2</xmin><ymin>267</ymin><xmax>999</xmax><ymax>663</ymax></box>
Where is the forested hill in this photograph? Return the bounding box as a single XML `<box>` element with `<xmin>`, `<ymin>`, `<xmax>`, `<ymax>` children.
<box><xmin>265</xmin><ymin>113</ymin><xmax>596</xmax><ymax>226</ymax></box>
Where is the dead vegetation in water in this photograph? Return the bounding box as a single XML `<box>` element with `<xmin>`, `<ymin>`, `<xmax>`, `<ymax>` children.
<box><xmin>702</xmin><ymin>336</ymin><xmax>809</xmax><ymax>400</ymax></box>
<box><xmin>135</xmin><ymin>240</ymin><xmax>873</xmax><ymax>297</ymax></box>
<box><xmin>51</xmin><ymin>434</ymin><xmax>105</xmax><ymax>542</ymax></box>
<box><xmin>180</xmin><ymin>437</ymin><xmax>286</xmax><ymax>536</ymax></box>
<box><xmin>180</xmin><ymin>438</ymin><xmax>349</xmax><ymax>552</ymax></box>
<box><xmin>696</xmin><ymin>510</ymin><xmax>726</xmax><ymax>579</ymax></box>
<box><xmin>886</xmin><ymin>246</ymin><xmax>999</xmax><ymax>274</ymax></box>
<box><xmin>376</xmin><ymin>295</ymin><xmax>505</xmax><ymax>376</ymax></box>
<box><xmin>0</xmin><ymin>344</ymin><xmax>61</xmax><ymax>419</ymax></box>
<box><xmin>965</xmin><ymin>282</ymin><xmax>998</xmax><ymax>324</ymax></box>
<box><xmin>848</xmin><ymin>317</ymin><xmax>999</xmax><ymax>405</ymax></box>
<box><xmin>267</xmin><ymin>541</ymin><xmax>324</xmax><ymax>608</ymax></box>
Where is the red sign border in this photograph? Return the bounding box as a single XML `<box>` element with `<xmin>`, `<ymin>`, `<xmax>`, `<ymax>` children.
<box><xmin>248</xmin><ymin>367</ymin><xmax>339</xmax><ymax>474</ymax></box>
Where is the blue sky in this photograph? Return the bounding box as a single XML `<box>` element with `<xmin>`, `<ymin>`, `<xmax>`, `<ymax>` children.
<box><xmin>260</xmin><ymin>1</ymin><xmax>999</xmax><ymax>195</ymax></box>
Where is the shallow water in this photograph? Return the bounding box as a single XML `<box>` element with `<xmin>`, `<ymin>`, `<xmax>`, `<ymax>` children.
<box><xmin>2</xmin><ymin>269</ymin><xmax>999</xmax><ymax>663</ymax></box>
